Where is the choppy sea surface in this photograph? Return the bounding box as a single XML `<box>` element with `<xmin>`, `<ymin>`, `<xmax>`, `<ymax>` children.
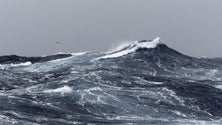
<box><xmin>1</xmin><ymin>38</ymin><xmax>222</xmax><ymax>125</ymax></box>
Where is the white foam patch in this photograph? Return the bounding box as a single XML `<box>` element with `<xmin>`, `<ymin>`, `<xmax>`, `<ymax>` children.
<box><xmin>96</xmin><ymin>37</ymin><xmax>161</xmax><ymax>59</ymax></box>
<box><xmin>150</xmin><ymin>81</ymin><xmax>163</xmax><ymax>85</ymax></box>
<box><xmin>44</xmin><ymin>86</ymin><xmax>73</xmax><ymax>94</ymax></box>
<box><xmin>20</xmin><ymin>52</ymin><xmax>91</xmax><ymax>72</ymax></box>
<box><xmin>0</xmin><ymin>62</ymin><xmax>32</xmax><ymax>69</ymax></box>
<box><xmin>215</xmin><ymin>85</ymin><xmax>222</xmax><ymax>90</ymax></box>
<box><xmin>48</xmin><ymin>52</ymin><xmax>89</xmax><ymax>63</ymax></box>
<box><xmin>71</xmin><ymin>52</ymin><xmax>89</xmax><ymax>56</ymax></box>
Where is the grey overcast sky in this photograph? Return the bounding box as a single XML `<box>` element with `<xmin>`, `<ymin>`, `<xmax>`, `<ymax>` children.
<box><xmin>0</xmin><ymin>0</ymin><xmax>222</xmax><ymax>57</ymax></box>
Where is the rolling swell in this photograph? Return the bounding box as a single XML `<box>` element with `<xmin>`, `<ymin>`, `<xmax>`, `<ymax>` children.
<box><xmin>0</xmin><ymin>38</ymin><xmax>222</xmax><ymax>125</ymax></box>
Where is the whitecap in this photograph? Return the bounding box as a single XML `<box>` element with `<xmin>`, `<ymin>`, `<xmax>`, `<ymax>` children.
<box><xmin>150</xmin><ymin>81</ymin><xmax>163</xmax><ymax>85</ymax></box>
<box><xmin>96</xmin><ymin>37</ymin><xmax>161</xmax><ymax>60</ymax></box>
<box><xmin>71</xmin><ymin>52</ymin><xmax>90</xmax><ymax>56</ymax></box>
<box><xmin>44</xmin><ymin>86</ymin><xmax>73</xmax><ymax>94</ymax></box>
<box><xmin>0</xmin><ymin>62</ymin><xmax>32</xmax><ymax>69</ymax></box>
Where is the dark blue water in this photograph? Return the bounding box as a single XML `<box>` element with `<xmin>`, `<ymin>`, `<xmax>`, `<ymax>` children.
<box><xmin>1</xmin><ymin>38</ymin><xmax>222</xmax><ymax>125</ymax></box>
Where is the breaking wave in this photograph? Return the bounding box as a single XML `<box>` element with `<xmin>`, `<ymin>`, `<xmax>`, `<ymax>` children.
<box><xmin>0</xmin><ymin>38</ymin><xmax>222</xmax><ymax>124</ymax></box>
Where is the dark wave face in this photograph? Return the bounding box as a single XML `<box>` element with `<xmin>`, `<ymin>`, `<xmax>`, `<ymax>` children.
<box><xmin>1</xmin><ymin>38</ymin><xmax>222</xmax><ymax>125</ymax></box>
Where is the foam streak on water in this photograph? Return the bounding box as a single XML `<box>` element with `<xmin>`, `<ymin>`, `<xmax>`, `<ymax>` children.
<box><xmin>96</xmin><ymin>37</ymin><xmax>161</xmax><ymax>59</ymax></box>
<box><xmin>0</xmin><ymin>38</ymin><xmax>222</xmax><ymax>124</ymax></box>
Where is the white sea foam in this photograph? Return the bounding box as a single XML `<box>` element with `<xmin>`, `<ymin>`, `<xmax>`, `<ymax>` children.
<box><xmin>96</xmin><ymin>37</ymin><xmax>161</xmax><ymax>59</ymax></box>
<box><xmin>215</xmin><ymin>85</ymin><xmax>222</xmax><ymax>90</ymax></box>
<box><xmin>150</xmin><ymin>81</ymin><xmax>163</xmax><ymax>85</ymax></box>
<box><xmin>48</xmin><ymin>52</ymin><xmax>88</xmax><ymax>63</ymax></box>
<box><xmin>44</xmin><ymin>86</ymin><xmax>73</xmax><ymax>94</ymax></box>
<box><xmin>0</xmin><ymin>62</ymin><xmax>32</xmax><ymax>69</ymax></box>
<box><xmin>71</xmin><ymin>52</ymin><xmax>89</xmax><ymax>56</ymax></box>
<box><xmin>20</xmin><ymin>52</ymin><xmax>90</xmax><ymax>72</ymax></box>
